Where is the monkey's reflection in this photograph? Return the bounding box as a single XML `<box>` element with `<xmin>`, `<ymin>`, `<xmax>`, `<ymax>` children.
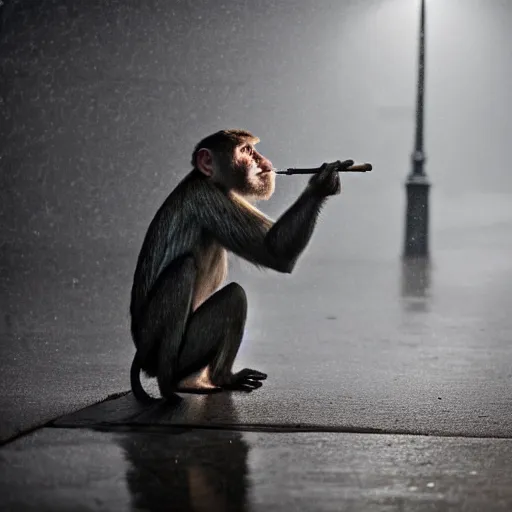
<box><xmin>400</xmin><ymin>257</ymin><xmax>431</xmax><ymax>313</ymax></box>
<box><xmin>118</xmin><ymin>394</ymin><xmax>250</xmax><ymax>512</ymax></box>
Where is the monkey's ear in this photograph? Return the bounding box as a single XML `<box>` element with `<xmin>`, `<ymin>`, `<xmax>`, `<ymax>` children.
<box><xmin>196</xmin><ymin>148</ymin><xmax>215</xmax><ymax>177</ymax></box>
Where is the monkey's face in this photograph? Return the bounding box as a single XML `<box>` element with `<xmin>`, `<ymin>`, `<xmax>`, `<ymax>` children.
<box><xmin>227</xmin><ymin>143</ymin><xmax>275</xmax><ymax>201</ymax></box>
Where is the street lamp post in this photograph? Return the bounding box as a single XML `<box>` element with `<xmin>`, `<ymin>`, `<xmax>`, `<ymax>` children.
<box><xmin>404</xmin><ymin>0</ymin><xmax>431</xmax><ymax>258</ymax></box>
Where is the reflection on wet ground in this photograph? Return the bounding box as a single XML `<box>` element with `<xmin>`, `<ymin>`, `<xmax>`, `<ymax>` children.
<box><xmin>401</xmin><ymin>257</ymin><xmax>431</xmax><ymax>314</ymax></box>
<box><xmin>119</xmin><ymin>395</ymin><xmax>250</xmax><ymax>512</ymax></box>
<box><xmin>2</xmin><ymin>422</ymin><xmax>512</xmax><ymax>512</ymax></box>
<box><xmin>120</xmin><ymin>429</ymin><xmax>250</xmax><ymax>512</ymax></box>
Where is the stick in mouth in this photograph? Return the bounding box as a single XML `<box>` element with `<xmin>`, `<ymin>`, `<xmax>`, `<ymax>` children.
<box><xmin>274</xmin><ymin>163</ymin><xmax>372</xmax><ymax>175</ymax></box>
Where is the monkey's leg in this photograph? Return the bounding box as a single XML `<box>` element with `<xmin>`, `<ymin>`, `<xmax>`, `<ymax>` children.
<box><xmin>153</xmin><ymin>260</ymin><xmax>240</xmax><ymax>398</ymax></box>
<box><xmin>176</xmin><ymin>283</ymin><xmax>267</xmax><ymax>393</ymax></box>
<box><xmin>135</xmin><ymin>253</ymin><xmax>201</xmax><ymax>400</ymax></box>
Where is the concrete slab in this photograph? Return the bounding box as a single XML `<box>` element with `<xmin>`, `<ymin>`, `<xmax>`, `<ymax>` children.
<box><xmin>2</xmin><ymin>427</ymin><xmax>512</xmax><ymax>512</ymax></box>
<box><xmin>52</xmin><ymin>385</ymin><xmax>512</xmax><ymax>438</ymax></box>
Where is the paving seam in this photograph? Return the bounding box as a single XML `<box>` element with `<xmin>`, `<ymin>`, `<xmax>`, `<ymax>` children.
<box><xmin>0</xmin><ymin>391</ymin><xmax>131</xmax><ymax>447</ymax></box>
<box><xmin>47</xmin><ymin>422</ymin><xmax>512</xmax><ymax>441</ymax></box>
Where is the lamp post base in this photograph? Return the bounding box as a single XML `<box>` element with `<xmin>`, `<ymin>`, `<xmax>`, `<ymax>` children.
<box><xmin>403</xmin><ymin>174</ymin><xmax>430</xmax><ymax>258</ymax></box>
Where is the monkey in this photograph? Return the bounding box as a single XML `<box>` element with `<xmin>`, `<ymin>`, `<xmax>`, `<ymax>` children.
<box><xmin>129</xmin><ymin>128</ymin><xmax>353</xmax><ymax>402</ymax></box>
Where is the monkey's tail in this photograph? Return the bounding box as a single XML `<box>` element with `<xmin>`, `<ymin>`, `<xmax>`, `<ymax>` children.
<box><xmin>130</xmin><ymin>353</ymin><xmax>158</xmax><ymax>404</ymax></box>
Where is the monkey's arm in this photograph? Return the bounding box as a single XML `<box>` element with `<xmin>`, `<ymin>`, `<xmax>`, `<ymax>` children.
<box><xmin>265</xmin><ymin>162</ymin><xmax>345</xmax><ymax>270</ymax></box>
<box><xmin>265</xmin><ymin>187</ymin><xmax>327</xmax><ymax>272</ymax></box>
<box><xmin>190</xmin><ymin>179</ymin><xmax>327</xmax><ymax>273</ymax></box>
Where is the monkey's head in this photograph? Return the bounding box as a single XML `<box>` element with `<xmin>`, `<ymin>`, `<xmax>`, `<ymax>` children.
<box><xmin>192</xmin><ymin>129</ymin><xmax>275</xmax><ymax>202</ymax></box>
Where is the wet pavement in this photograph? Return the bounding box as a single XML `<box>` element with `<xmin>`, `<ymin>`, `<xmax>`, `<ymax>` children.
<box><xmin>2</xmin><ymin>427</ymin><xmax>512</xmax><ymax>511</ymax></box>
<box><xmin>1</xmin><ymin>223</ymin><xmax>512</xmax><ymax>510</ymax></box>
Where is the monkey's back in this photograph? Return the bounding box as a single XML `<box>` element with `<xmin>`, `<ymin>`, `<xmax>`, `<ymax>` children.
<box><xmin>130</xmin><ymin>171</ymin><xmax>202</xmax><ymax>319</ymax></box>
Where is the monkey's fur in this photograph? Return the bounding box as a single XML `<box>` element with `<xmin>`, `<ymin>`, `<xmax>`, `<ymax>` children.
<box><xmin>129</xmin><ymin>129</ymin><xmax>352</xmax><ymax>401</ymax></box>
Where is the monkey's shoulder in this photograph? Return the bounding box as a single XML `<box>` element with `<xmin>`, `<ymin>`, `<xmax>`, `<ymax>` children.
<box><xmin>147</xmin><ymin>173</ymin><xmax>209</xmax><ymax>240</ymax></box>
<box><xmin>147</xmin><ymin>171</ymin><xmax>231</xmax><ymax>248</ymax></box>
<box><xmin>150</xmin><ymin>174</ymin><xmax>197</xmax><ymax>220</ymax></box>
<box><xmin>161</xmin><ymin>170</ymin><xmax>214</xmax><ymax>208</ymax></box>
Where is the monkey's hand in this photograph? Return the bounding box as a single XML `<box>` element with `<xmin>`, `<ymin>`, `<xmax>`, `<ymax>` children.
<box><xmin>222</xmin><ymin>368</ymin><xmax>267</xmax><ymax>392</ymax></box>
<box><xmin>308</xmin><ymin>159</ymin><xmax>354</xmax><ymax>197</ymax></box>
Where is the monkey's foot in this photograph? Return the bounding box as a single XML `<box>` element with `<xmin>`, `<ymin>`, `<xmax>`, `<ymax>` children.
<box><xmin>176</xmin><ymin>382</ymin><xmax>222</xmax><ymax>394</ymax></box>
<box><xmin>176</xmin><ymin>370</ymin><xmax>222</xmax><ymax>394</ymax></box>
<box><xmin>222</xmin><ymin>368</ymin><xmax>267</xmax><ymax>392</ymax></box>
